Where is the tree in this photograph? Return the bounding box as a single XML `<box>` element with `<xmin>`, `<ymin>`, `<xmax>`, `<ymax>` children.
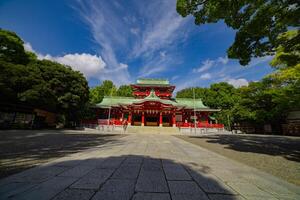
<box><xmin>0</xmin><ymin>29</ymin><xmax>32</xmax><ymax>64</ymax></box>
<box><xmin>0</xmin><ymin>29</ymin><xmax>89</xmax><ymax>123</ymax></box>
<box><xmin>270</xmin><ymin>30</ymin><xmax>300</xmax><ymax>69</ymax></box>
<box><xmin>116</xmin><ymin>85</ymin><xmax>133</xmax><ymax>97</ymax></box>
<box><xmin>177</xmin><ymin>0</ymin><xmax>300</xmax><ymax>65</ymax></box>
<box><xmin>89</xmin><ymin>80</ymin><xmax>117</xmax><ymax>104</ymax></box>
<box><xmin>176</xmin><ymin>82</ymin><xmax>239</xmax><ymax>126</ymax></box>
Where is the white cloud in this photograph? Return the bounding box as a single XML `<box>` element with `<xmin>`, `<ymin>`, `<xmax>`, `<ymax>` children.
<box><xmin>217</xmin><ymin>56</ymin><xmax>228</xmax><ymax>64</ymax></box>
<box><xmin>24</xmin><ymin>42</ymin><xmax>108</xmax><ymax>80</ymax></box>
<box><xmin>160</xmin><ymin>51</ymin><xmax>166</xmax><ymax>58</ymax></box>
<box><xmin>171</xmin><ymin>75</ymin><xmax>179</xmax><ymax>81</ymax></box>
<box><xmin>131</xmin><ymin>0</ymin><xmax>189</xmax><ymax>58</ymax></box>
<box><xmin>227</xmin><ymin>78</ymin><xmax>249</xmax><ymax>88</ymax></box>
<box><xmin>24</xmin><ymin>42</ymin><xmax>34</xmax><ymax>52</ymax></box>
<box><xmin>200</xmin><ymin>73</ymin><xmax>212</xmax><ymax>80</ymax></box>
<box><xmin>54</xmin><ymin>53</ymin><xmax>106</xmax><ymax>78</ymax></box>
<box><xmin>130</xmin><ymin>28</ymin><xmax>139</xmax><ymax>35</ymax></box>
<box><xmin>194</xmin><ymin>59</ymin><xmax>215</xmax><ymax>73</ymax></box>
<box><xmin>75</xmin><ymin>0</ymin><xmax>131</xmax><ymax>85</ymax></box>
<box><xmin>193</xmin><ymin>56</ymin><xmax>230</xmax><ymax>73</ymax></box>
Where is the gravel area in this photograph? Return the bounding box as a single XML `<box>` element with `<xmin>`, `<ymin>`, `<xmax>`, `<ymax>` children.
<box><xmin>176</xmin><ymin>134</ymin><xmax>300</xmax><ymax>186</ymax></box>
<box><xmin>0</xmin><ymin>130</ymin><xmax>126</xmax><ymax>179</ymax></box>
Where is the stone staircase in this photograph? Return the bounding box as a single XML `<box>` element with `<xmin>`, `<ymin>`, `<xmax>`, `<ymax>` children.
<box><xmin>126</xmin><ymin>126</ymin><xmax>180</xmax><ymax>135</ymax></box>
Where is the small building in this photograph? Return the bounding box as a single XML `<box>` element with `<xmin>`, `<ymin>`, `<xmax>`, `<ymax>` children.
<box><xmin>94</xmin><ymin>78</ymin><xmax>223</xmax><ymax>128</ymax></box>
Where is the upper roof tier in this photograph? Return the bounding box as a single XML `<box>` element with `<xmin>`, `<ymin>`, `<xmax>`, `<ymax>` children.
<box><xmin>136</xmin><ymin>78</ymin><xmax>170</xmax><ymax>85</ymax></box>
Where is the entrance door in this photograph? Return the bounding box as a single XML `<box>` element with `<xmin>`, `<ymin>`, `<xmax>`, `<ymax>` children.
<box><xmin>132</xmin><ymin>114</ymin><xmax>142</xmax><ymax>126</ymax></box>
<box><xmin>145</xmin><ymin>114</ymin><xmax>159</xmax><ymax>126</ymax></box>
<box><xmin>162</xmin><ymin>115</ymin><xmax>171</xmax><ymax>127</ymax></box>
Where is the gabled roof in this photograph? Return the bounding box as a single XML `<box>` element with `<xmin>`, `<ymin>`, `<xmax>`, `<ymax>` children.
<box><xmin>175</xmin><ymin>98</ymin><xmax>208</xmax><ymax>110</ymax></box>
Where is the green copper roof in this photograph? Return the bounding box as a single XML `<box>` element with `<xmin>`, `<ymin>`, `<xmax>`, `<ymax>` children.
<box><xmin>144</xmin><ymin>89</ymin><xmax>160</xmax><ymax>100</ymax></box>
<box><xmin>136</xmin><ymin>78</ymin><xmax>169</xmax><ymax>85</ymax></box>
<box><xmin>96</xmin><ymin>95</ymin><xmax>218</xmax><ymax>111</ymax></box>
<box><xmin>175</xmin><ymin>98</ymin><xmax>208</xmax><ymax>109</ymax></box>
<box><xmin>96</xmin><ymin>96</ymin><xmax>136</xmax><ymax>108</ymax></box>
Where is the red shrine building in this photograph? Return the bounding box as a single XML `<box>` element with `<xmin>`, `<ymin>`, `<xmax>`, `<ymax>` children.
<box><xmin>92</xmin><ymin>79</ymin><xmax>223</xmax><ymax>129</ymax></box>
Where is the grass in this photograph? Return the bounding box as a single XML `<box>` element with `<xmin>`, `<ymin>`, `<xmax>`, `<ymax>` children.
<box><xmin>176</xmin><ymin>134</ymin><xmax>300</xmax><ymax>186</ymax></box>
<box><xmin>0</xmin><ymin>130</ymin><xmax>126</xmax><ymax>179</ymax></box>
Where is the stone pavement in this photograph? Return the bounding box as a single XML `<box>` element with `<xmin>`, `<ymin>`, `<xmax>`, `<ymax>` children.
<box><xmin>0</xmin><ymin>134</ymin><xmax>299</xmax><ymax>200</ymax></box>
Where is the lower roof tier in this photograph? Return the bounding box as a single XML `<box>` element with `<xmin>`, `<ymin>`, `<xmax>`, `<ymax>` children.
<box><xmin>96</xmin><ymin>96</ymin><xmax>220</xmax><ymax>112</ymax></box>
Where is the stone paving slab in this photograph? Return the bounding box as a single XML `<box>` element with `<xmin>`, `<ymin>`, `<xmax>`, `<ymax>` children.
<box><xmin>1</xmin><ymin>133</ymin><xmax>300</xmax><ymax>200</ymax></box>
<box><xmin>58</xmin><ymin>166</ymin><xmax>94</xmax><ymax>178</ymax></box>
<box><xmin>0</xmin><ymin>182</ymin><xmax>37</xmax><ymax>199</ymax></box>
<box><xmin>10</xmin><ymin>176</ymin><xmax>77</xmax><ymax>200</ymax></box>
<box><xmin>168</xmin><ymin>180</ymin><xmax>209</xmax><ymax>200</ymax></box>
<box><xmin>163</xmin><ymin>163</ymin><xmax>192</xmax><ymax>180</ymax></box>
<box><xmin>132</xmin><ymin>192</ymin><xmax>171</xmax><ymax>200</ymax></box>
<box><xmin>70</xmin><ymin>168</ymin><xmax>114</xmax><ymax>190</ymax></box>
<box><xmin>187</xmin><ymin>168</ymin><xmax>236</xmax><ymax>194</ymax></box>
<box><xmin>208</xmin><ymin>194</ymin><xmax>245</xmax><ymax>200</ymax></box>
<box><xmin>52</xmin><ymin>189</ymin><xmax>95</xmax><ymax>200</ymax></box>
<box><xmin>135</xmin><ymin>169</ymin><xmax>169</xmax><ymax>193</ymax></box>
<box><xmin>98</xmin><ymin>157</ymin><xmax>125</xmax><ymax>169</ymax></box>
<box><xmin>91</xmin><ymin>179</ymin><xmax>135</xmax><ymax>200</ymax></box>
<box><xmin>111</xmin><ymin>164</ymin><xmax>141</xmax><ymax>179</ymax></box>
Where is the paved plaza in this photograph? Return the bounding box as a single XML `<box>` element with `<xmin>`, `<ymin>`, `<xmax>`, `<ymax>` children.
<box><xmin>0</xmin><ymin>134</ymin><xmax>299</xmax><ymax>200</ymax></box>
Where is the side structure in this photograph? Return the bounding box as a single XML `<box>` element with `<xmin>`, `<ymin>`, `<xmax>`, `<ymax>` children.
<box><xmin>89</xmin><ymin>78</ymin><xmax>223</xmax><ymax>129</ymax></box>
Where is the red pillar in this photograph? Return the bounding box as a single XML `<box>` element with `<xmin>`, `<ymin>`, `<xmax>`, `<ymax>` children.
<box><xmin>142</xmin><ymin>112</ymin><xmax>145</xmax><ymax>126</ymax></box>
<box><xmin>128</xmin><ymin>112</ymin><xmax>132</xmax><ymax>126</ymax></box>
<box><xmin>159</xmin><ymin>112</ymin><xmax>162</xmax><ymax>127</ymax></box>
<box><xmin>204</xmin><ymin>112</ymin><xmax>209</xmax><ymax>124</ymax></box>
<box><xmin>172</xmin><ymin>112</ymin><xmax>176</xmax><ymax>127</ymax></box>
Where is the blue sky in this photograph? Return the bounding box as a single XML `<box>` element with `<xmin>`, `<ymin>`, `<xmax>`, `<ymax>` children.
<box><xmin>0</xmin><ymin>0</ymin><xmax>274</xmax><ymax>91</ymax></box>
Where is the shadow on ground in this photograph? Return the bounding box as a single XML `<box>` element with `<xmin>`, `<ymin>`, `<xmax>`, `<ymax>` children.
<box><xmin>0</xmin><ymin>130</ymin><xmax>125</xmax><ymax>179</ymax></box>
<box><xmin>0</xmin><ymin>155</ymin><xmax>243</xmax><ymax>200</ymax></box>
<box><xmin>190</xmin><ymin>134</ymin><xmax>300</xmax><ymax>162</ymax></box>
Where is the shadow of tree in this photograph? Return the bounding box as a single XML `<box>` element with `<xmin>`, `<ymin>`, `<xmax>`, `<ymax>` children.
<box><xmin>189</xmin><ymin>134</ymin><xmax>300</xmax><ymax>162</ymax></box>
<box><xmin>0</xmin><ymin>155</ymin><xmax>243</xmax><ymax>200</ymax></box>
<box><xmin>0</xmin><ymin>130</ymin><xmax>126</xmax><ymax>179</ymax></box>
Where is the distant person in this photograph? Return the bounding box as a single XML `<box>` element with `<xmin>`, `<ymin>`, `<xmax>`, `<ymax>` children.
<box><xmin>123</xmin><ymin>119</ymin><xmax>128</xmax><ymax>132</ymax></box>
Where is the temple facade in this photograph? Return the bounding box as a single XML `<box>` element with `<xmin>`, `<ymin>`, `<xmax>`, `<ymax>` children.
<box><xmin>95</xmin><ymin>79</ymin><xmax>223</xmax><ymax>128</ymax></box>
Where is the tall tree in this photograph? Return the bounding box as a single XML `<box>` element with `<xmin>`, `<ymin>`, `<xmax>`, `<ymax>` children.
<box><xmin>0</xmin><ymin>29</ymin><xmax>31</xmax><ymax>64</ymax></box>
<box><xmin>0</xmin><ymin>29</ymin><xmax>89</xmax><ymax>123</ymax></box>
<box><xmin>89</xmin><ymin>80</ymin><xmax>117</xmax><ymax>104</ymax></box>
<box><xmin>116</xmin><ymin>85</ymin><xmax>133</xmax><ymax>97</ymax></box>
<box><xmin>177</xmin><ymin>0</ymin><xmax>300</xmax><ymax>65</ymax></box>
<box><xmin>176</xmin><ymin>82</ymin><xmax>239</xmax><ymax>126</ymax></box>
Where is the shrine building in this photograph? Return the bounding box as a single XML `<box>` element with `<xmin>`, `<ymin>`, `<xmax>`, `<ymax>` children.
<box><xmin>94</xmin><ymin>78</ymin><xmax>223</xmax><ymax>129</ymax></box>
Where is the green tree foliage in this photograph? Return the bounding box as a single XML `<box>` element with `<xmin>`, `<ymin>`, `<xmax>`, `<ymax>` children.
<box><xmin>270</xmin><ymin>30</ymin><xmax>300</xmax><ymax>69</ymax></box>
<box><xmin>176</xmin><ymin>0</ymin><xmax>300</xmax><ymax>65</ymax></box>
<box><xmin>89</xmin><ymin>80</ymin><xmax>117</xmax><ymax>104</ymax></box>
<box><xmin>116</xmin><ymin>85</ymin><xmax>133</xmax><ymax>97</ymax></box>
<box><xmin>0</xmin><ymin>29</ymin><xmax>89</xmax><ymax>122</ymax></box>
<box><xmin>0</xmin><ymin>29</ymin><xmax>31</xmax><ymax>64</ymax></box>
<box><xmin>89</xmin><ymin>82</ymin><xmax>133</xmax><ymax>104</ymax></box>
<box><xmin>176</xmin><ymin>82</ymin><xmax>239</xmax><ymax>126</ymax></box>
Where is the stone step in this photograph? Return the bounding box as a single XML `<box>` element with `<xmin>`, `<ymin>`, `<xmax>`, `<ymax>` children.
<box><xmin>126</xmin><ymin>126</ymin><xmax>180</xmax><ymax>134</ymax></box>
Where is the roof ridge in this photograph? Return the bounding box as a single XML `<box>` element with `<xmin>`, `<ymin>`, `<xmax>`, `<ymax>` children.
<box><xmin>102</xmin><ymin>96</ymin><xmax>135</xmax><ymax>99</ymax></box>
